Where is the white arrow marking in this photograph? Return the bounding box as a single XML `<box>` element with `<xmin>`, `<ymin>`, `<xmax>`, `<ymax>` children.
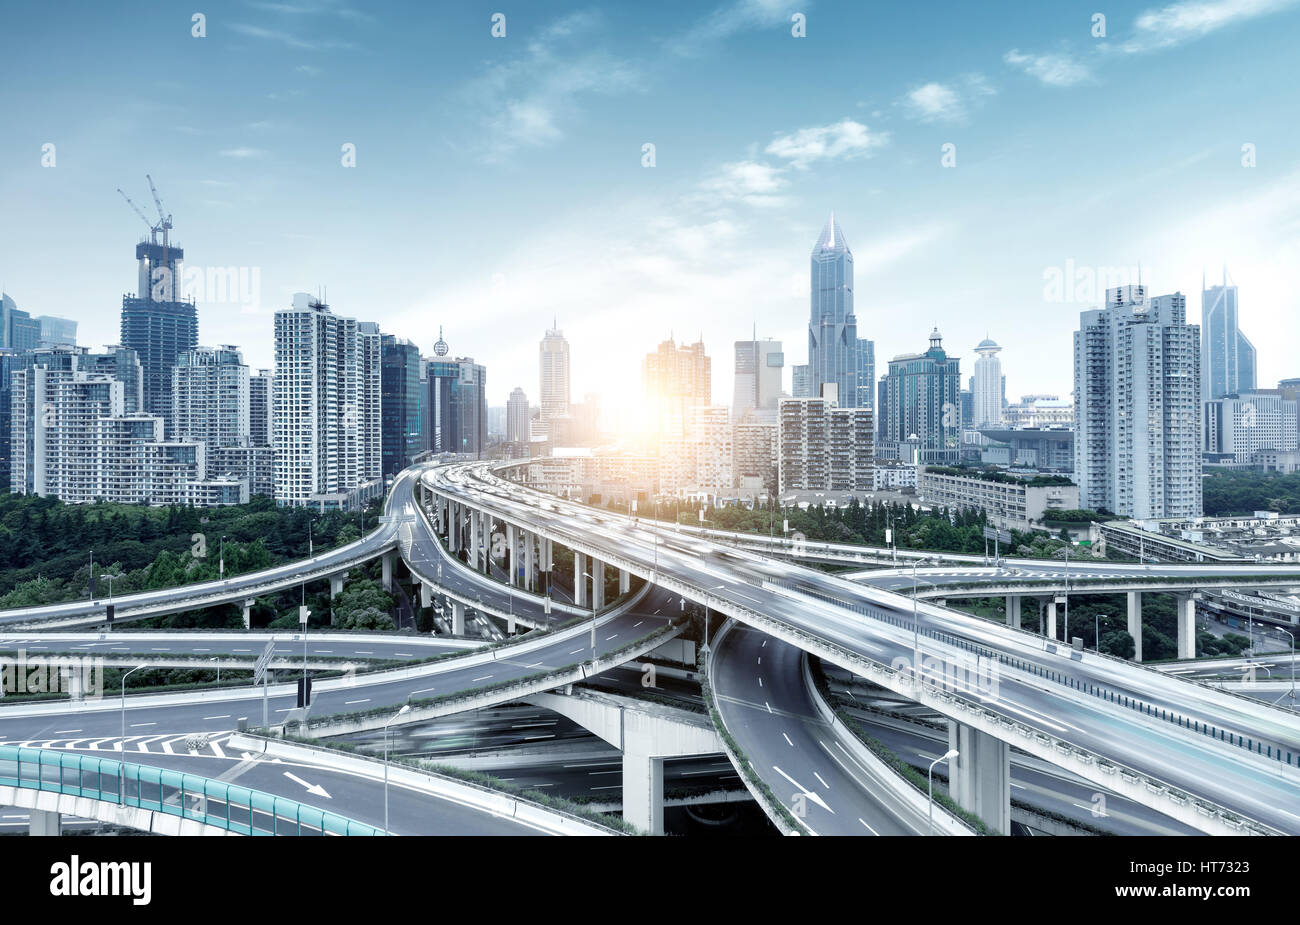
<box><xmin>283</xmin><ymin>771</ymin><xmax>331</xmax><ymax>799</ymax></box>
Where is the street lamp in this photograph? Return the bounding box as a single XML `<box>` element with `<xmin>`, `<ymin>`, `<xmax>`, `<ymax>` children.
<box><xmin>1276</xmin><ymin>628</ymin><xmax>1296</xmax><ymax>711</ymax></box>
<box><xmin>119</xmin><ymin>664</ymin><xmax>146</xmax><ymax>804</ymax></box>
<box><xmin>209</xmin><ymin>656</ymin><xmax>220</xmax><ymax>687</ymax></box>
<box><xmin>383</xmin><ymin>703</ymin><xmax>411</xmax><ymax>835</ymax></box>
<box><xmin>583</xmin><ymin>572</ymin><xmax>596</xmax><ymax>652</ymax></box>
<box><xmin>928</xmin><ymin>748</ymin><xmax>959</xmax><ymax>835</ymax></box>
<box><xmin>219</xmin><ymin>535</ymin><xmax>226</xmax><ymax>581</ymax></box>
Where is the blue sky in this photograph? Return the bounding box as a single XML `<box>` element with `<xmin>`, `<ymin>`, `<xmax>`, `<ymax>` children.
<box><xmin>2</xmin><ymin>0</ymin><xmax>1299</xmax><ymax>412</ymax></box>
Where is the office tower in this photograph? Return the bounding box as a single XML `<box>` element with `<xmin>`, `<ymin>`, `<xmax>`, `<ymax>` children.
<box><xmin>959</xmin><ymin>388</ymin><xmax>974</xmax><ymax>430</ymax></box>
<box><xmin>35</xmin><ymin>316</ymin><xmax>77</xmax><ymax>348</ymax></box>
<box><xmin>1074</xmin><ymin>285</ymin><xmax>1201</xmax><ymax>519</ymax></box>
<box><xmin>778</xmin><ymin>397</ymin><xmax>873</xmax><ymax>493</ymax></box>
<box><xmin>381</xmin><ymin>335</ymin><xmax>422</xmax><ymax>477</ymax></box>
<box><xmin>249</xmin><ymin>369</ymin><xmax>272</xmax><ymax>447</ymax></box>
<box><xmin>972</xmin><ymin>337</ymin><xmax>1004</xmax><ymax>427</ymax></box>
<box><xmin>272</xmin><ymin>293</ymin><xmax>383</xmax><ymax>511</ymax></box>
<box><xmin>1201</xmin><ymin>268</ymin><xmax>1256</xmax><ymax>401</ymax></box>
<box><xmin>732</xmin><ymin>336</ymin><xmax>783</xmax><ymax>420</ymax></box>
<box><xmin>856</xmin><ymin>338</ymin><xmax>875</xmax><ymax>409</ymax></box>
<box><xmin>423</xmin><ymin>330</ymin><xmax>487</xmax><ymax>458</ymax></box>
<box><xmin>879</xmin><ymin>328</ymin><xmax>962</xmax><ymax>463</ymax></box>
<box><xmin>644</xmin><ymin>336</ymin><xmax>711</xmax><ymax>435</ymax></box>
<box><xmin>1203</xmin><ymin>390</ymin><xmax>1298</xmax><ymax>463</ymax></box>
<box><xmin>507</xmin><ymin>387</ymin><xmax>530</xmax><ymax>454</ymax></box>
<box><xmin>119</xmin><ymin>213</ymin><xmax>198</xmax><ymax>434</ymax></box>
<box><xmin>539</xmin><ymin>323</ymin><xmax>571</xmax><ymax>423</ymax></box>
<box><xmin>792</xmin><ymin>364</ymin><xmax>812</xmax><ymax>399</ymax></box>
<box><xmin>172</xmin><ymin>345</ymin><xmax>250</xmax><ymax>451</ymax></box>
<box><xmin>808</xmin><ymin>213</ymin><xmax>860</xmax><ymax>408</ymax></box>
<box><xmin>1</xmin><ymin>294</ymin><xmax>42</xmax><ymax>352</ymax></box>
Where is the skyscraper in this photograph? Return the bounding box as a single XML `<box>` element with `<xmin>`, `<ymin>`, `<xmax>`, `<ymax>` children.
<box><xmin>972</xmin><ymin>337</ymin><xmax>1004</xmax><ymax>427</ymax></box>
<box><xmin>539</xmin><ymin>323</ymin><xmax>570</xmax><ymax>423</ymax></box>
<box><xmin>1</xmin><ymin>293</ymin><xmax>42</xmax><ymax>352</ymax></box>
<box><xmin>1201</xmin><ymin>268</ymin><xmax>1256</xmax><ymax>401</ymax></box>
<box><xmin>119</xmin><ymin>220</ymin><xmax>198</xmax><ymax>434</ymax></box>
<box><xmin>732</xmin><ymin>336</ymin><xmax>783</xmax><ymax>420</ymax></box>
<box><xmin>855</xmin><ymin>338</ymin><xmax>875</xmax><ymax>409</ymax></box>
<box><xmin>35</xmin><ymin>315</ymin><xmax>77</xmax><ymax>348</ymax></box>
<box><xmin>792</xmin><ymin>364</ymin><xmax>812</xmax><ymax>398</ymax></box>
<box><xmin>381</xmin><ymin>335</ymin><xmax>422</xmax><ymax>477</ymax></box>
<box><xmin>507</xmin><ymin>386</ymin><xmax>530</xmax><ymax>454</ymax></box>
<box><xmin>249</xmin><ymin>369</ymin><xmax>272</xmax><ymax>447</ymax></box>
<box><xmin>272</xmin><ymin>293</ymin><xmax>383</xmax><ymax>511</ymax></box>
<box><xmin>808</xmin><ymin>213</ymin><xmax>860</xmax><ymax>408</ymax></box>
<box><xmin>879</xmin><ymin>328</ymin><xmax>961</xmax><ymax>463</ymax></box>
<box><xmin>1074</xmin><ymin>285</ymin><xmax>1201</xmax><ymax>519</ymax></box>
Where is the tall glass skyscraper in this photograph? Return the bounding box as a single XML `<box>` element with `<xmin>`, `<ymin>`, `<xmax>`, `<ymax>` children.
<box><xmin>1201</xmin><ymin>269</ymin><xmax>1256</xmax><ymax>401</ymax></box>
<box><xmin>381</xmin><ymin>335</ymin><xmax>422</xmax><ymax>476</ymax></box>
<box><xmin>808</xmin><ymin>213</ymin><xmax>859</xmax><ymax>406</ymax></box>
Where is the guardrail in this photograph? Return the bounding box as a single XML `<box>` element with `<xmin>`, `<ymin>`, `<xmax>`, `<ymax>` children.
<box><xmin>0</xmin><ymin>745</ymin><xmax>380</xmax><ymax>835</ymax></box>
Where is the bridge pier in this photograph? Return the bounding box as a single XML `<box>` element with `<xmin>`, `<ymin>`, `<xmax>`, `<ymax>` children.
<box><xmin>948</xmin><ymin>720</ymin><xmax>1010</xmax><ymax>835</ymax></box>
<box><xmin>525</xmin><ymin>532</ymin><xmax>536</xmax><ymax>592</ymax></box>
<box><xmin>420</xmin><ymin>581</ymin><xmax>432</xmax><ymax>609</ymax></box>
<box><xmin>242</xmin><ymin>598</ymin><xmax>254</xmax><ymax>630</ymax></box>
<box><xmin>1177</xmin><ymin>593</ymin><xmax>1198</xmax><ymax>660</ymax></box>
<box><xmin>1127</xmin><ymin>591</ymin><xmax>1143</xmax><ymax>662</ymax></box>
<box><xmin>574</xmin><ymin>552</ymin><xmax>588</xmax><ymax>607</ymax></box>
<box><xmin>449</xmin><ymin>599</ymin><xmax>466</xmax><ymax>636</ymax></box>
<box><xmin>1045</xmin><ymin>598</ymin><xmax>1058</xmax><ymax>640</ymax></box>
<box><xmin>28</xmin><ymin>808</ymin><xmax>61</xmax><ymax>836</ymax></box>
<box><xmin>592</xmin><ymin>560</ymin><xmax>606</xmax><ymax>610</ymax></box>
<box><xmin>381</xmin><ymin>552</ymin><xmax>395</xmax><ymax>592</ymax></box>
<box><xmin>623</xmin><ymin>748</ymin><xmax>665</xmax><ymax>835</ymax></box>
<box><xmin>1005</xmin><ymin>595</ymin><xmax>1021</xmax><ymax>629</ymax></box>
<box><xmin>469</xmin><ymin>511</ymin><xmax>481</xmax><ymax>572</ymax></box>
<box><xmin>330</xmin><ymin>574</ymin><xmax>345</xmax><ymax>598</ymax></box>
<box><xmin>619</xmin><ymin>568</ymin><xmax>630</xmax><ymax>595</ymax></box>
<box><xmin>506</xmin><ymin>524</ymin><xmax>518</xmax><ymax>587</ymax></box>
<box><xmin>449</xmin><ymin>502</ymin><xmax>460</xmax><ymax>553</ymax></box>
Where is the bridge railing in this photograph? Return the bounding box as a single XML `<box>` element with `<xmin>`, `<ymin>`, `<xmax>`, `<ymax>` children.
<box><xmin>0</xmin><ymin>745</ymin><xmax>381</xmax><ymax>836</ymax></box>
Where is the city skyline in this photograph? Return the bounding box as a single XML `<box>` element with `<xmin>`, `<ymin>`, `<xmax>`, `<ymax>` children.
<box><xmin>3</xmin><ymin>0</ymin><xmax>1299</xmax><ymax>409</ymax></box>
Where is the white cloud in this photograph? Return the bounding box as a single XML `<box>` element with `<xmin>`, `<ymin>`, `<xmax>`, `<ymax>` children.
<box><xmin>764</xmin><ymin>119</ymin><xmax>888</xmax><ymax>169</ymax></box>
<box><xmin>1121</xmin><ymin>0</ymin><xmax>1299</xmax><ymax>53</ymax></box>
<box><xmin>1003</xmin><ymin>49</ymin><xmax>1092</xmax><ymax>86</ymax></box>
<box><xmin>219</xmin><ymin>147</ymin><xmax>266</xmax><ymax>159</ymax></box>
<box><xmin>669</xmin><ymin>0</ymin><xmax>797</xmax><ymax>56</ymax></box>
<box><xmin>901</xmin><ymin>75</ymin><xmax>994</xmax><ymax>123</ymax></box>
<box><xmin>696</xmin><ymin>160</ymin><xmax>790</xmax><ymax>207</ymax></box>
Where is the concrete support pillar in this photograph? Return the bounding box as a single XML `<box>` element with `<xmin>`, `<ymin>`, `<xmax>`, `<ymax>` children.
<box><xmin>28</xmin><ymin>808</ymin><xmax>61</xmax><ymax>837</ymax></box>
<box><xmin>574</xmin><ymin>552</ymin><xmax>587</xmax><ymax>608</ymax></box>
<box><xmin>1005</xmin><ymin>595</ymin><xmax>1021</xmax><ymax>629</ymax></box>
<box><xmin>420</xmin><ymin>581</ymin><xmax>432</xmax><ymax>608</ymax></box>
<box><xmin>242</xmin><ymin>598</ymin><xmax>254</xmax><ymax>630</ymax></box>
<box><xmin>525</xmin><ymin>532</ymin><xmax>535</xmax><ymax>592</ymax></box>
<box><xmin>330</xmin><ymin>574</ymin><xmax>345</xmax><ymax>598</ymax></box>
<box><xmin>506</xmin><ymin>524</ymin><xmax>517</xmax><ymax>587</ymax></box>
<box><xmin>593</xmin><ymin>559</ymin><xmax>606</xmax><ymax>610</ymax></box>
<box><xmin>470</xmin><ymin>511</ymin><xmax>480</xmax><ymax>571</ymax></box>
<box><xmin>1126</xmin><ymin>591</ymin><xmax>1144</xmax><ymax>663</ymax></box>
<box><xmin>448</xmin><ymin>502</ymin><xmax>459</xmax><ymax>552</ymax></box>
<box><xmin>1177</xmin><ymin>593</ymin><xmax>1197</xmax><ymax>660</ymax></box>
<box><xmin>622</xmin><ymin>749</ymin><xmax>665</xmax><ymax>835</ymax></box>
<box><xmin>619</xmin><ymin>568</ymin><xmax>630</xmax><ymax>595</ymax></box>
<box><xmin>507</xmin><ymin>615</ymin><xmax>516</xmax><ymax>635</ymax></box>
<box><xmin>450</xmin><ymin>599</ymin><xmax>466</xmax><ymax>636</ymax></box>
<box><xmin>947</xmin><ymin>720</ymin><xmax>1010</xmax><ymax>835</ymax></box>
<box><xmin>381</xmin><ymin>551</ymin><xmax>394</xmax><ymax>592</ymax></box>
<box><xmin>1045</xmin><ymin>599</ymin><xmax>1058</xmax><ymax>640</ymax></box>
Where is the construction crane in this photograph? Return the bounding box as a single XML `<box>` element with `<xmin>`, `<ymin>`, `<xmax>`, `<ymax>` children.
<box><xmin>116</xmin><ymin>186</ymin><xmax>160</xmax><ymax>244</ymax></box>
<box><xmin>117</xmin><ymin>176</ymin><xmax>177</xmax><ymax>301</ymax></box>
<box><xmin>145</xmin><ymin>174</ymin><xmax>173</xmax><ymax>247</ymax></box>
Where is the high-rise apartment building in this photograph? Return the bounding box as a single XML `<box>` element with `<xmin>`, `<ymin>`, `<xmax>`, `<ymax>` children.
<box><xmin>172</xmin><ymin>345</ymin><xmax>250</xmax><ymax>451</ymax></box>
<box><xmin>539</xmin><ymin>323</ymin><xmax>571</xmax><ymax>423</ymax></box>
<box><xmin>507</xmin><ymin>387</ymin><xmax>530</xmax><ymax>455</ymax></box>
<box><xmin>1074</xmin><ymin>285</ymin><xmax>1202</xmax><ymax>519</ymax></box>
<box><xmin>972</xmin><ymin>337</ymin><xmax>1004</xmax><ymax>427</ymax></box>
<box><xmin>856</xmin><ymin>338</ymin><xmax>875</xmax><ymax>409</ymax></box>
<box><xmin>732</xmin><ymin>337</ymin><xmax>783</xmax><ymax>420</ymax></box>
<box><xmin>249</xmin><ymin>369</ymin><xmax>272</xmax><ymax>447</ymax></box>
<box><xmin>272</xmin><ymin>294</ymin><xmax>382</xmax><ymax>511</ymax></box>
<box><xmin>643</xmin><ymin>337</ymin><xmax>710</xmax><ymax>436</ymax></box>
<box><xmin>878</xmin><ymin>329</ymin><xmax>961</xmax><ymax>464</ymax></box>
<box><xmin>778</xmin><ymin>396</ymin><xmax>873</xmax><ymax>493</ymax></box>
<box><xmin>1201</xmin><ymin>269</ymin><xmax>1256</xmax><ymax>401</ymax></box>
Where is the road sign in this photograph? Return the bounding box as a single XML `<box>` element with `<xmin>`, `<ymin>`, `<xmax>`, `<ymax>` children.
<box><xmin>982</xmin><ymin>526</ymin><xmax>1013</xmax><ymax>545</ymax></box>
<box><xmin>253</xmin><ymin>640</ymin><xmax>274</xmax><ymax>686</ymax></box>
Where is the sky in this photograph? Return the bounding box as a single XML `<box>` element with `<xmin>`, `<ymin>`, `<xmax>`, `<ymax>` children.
<box><xmin>2</xmin><ymin>0</ymin><xmax>1299</xmax><ymax>417</ymax></box>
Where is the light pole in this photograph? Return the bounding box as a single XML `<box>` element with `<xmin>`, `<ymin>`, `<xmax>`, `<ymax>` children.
<box><xmin>1063</xmin><ymin>543</ymin><xmax>1070</xmax><ymax>644</ymax></box>
<box><xmin>583</xmin><ymin>572</ymin><xmax>596</xmax><ymax>652</ymax></box>
<box><xmin>1277</xmin><ymin>628</ymin><xmax>1296</xmax><ymax>710</ymax></box>
<box><xmin>383</xmin><ymin>703</ymin><xmax>411</xmax><ymax>835</ymax></box>
<box><xmin>912</xmin><ymin>557</ymin><xmax>931</xmax><ymax>683</ymax></box>
<box><xmin>219</xmin><ymin>535</ymin><xmax>226</xmax><ymax>580</ymax></box>
<box><xmin>928</xmin><ymin>748</ymin><xmax>958</xmax><ymax>835</ymax></box>
<box><xmin>210</xmin><ymin>656</ymin><xmax>220</xmax><ymax>687</ymax></box>
<box><xmin>119</xmin><ymin>664</ymin><xmax>146</xmax><ymax>804</ymax></box>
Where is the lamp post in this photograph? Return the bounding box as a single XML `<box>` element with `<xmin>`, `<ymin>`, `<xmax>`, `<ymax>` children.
<box><xmin>119</xmin><ymin>664</ymin><xmax>146</xmax><ymax>804</ymax></box>
<box><xmin>912</xmin><ymin>557</ymin><xmax>931</xmax><ymax>684</ymax></box>
<box><xmin>219</xmin><ymin>534</ymin><xmax>226</xmax><ymax>580</ymax></box>
<box><xmin>583</xmin><ymin>572</ymin><xmax>596</xmax><ymax>652</ymax></box>
<box><xmin>928</xmin><ymin>748</ymin><xmax>958</xmax><ymax>835</ymax></box>
<box><xmin>1276</xmin><ymin>628</ymin><xmax>1296</xmax><ymax>710</ymax></box>
<box><xmin>383</xmin><ymin>703</ymin><xmax>411</xmax><ymax>835</ymax></box>
<box><xmin>210</xmin><ymin>656</ymin><xmax>220</xmax><ymax>687</ymax></box>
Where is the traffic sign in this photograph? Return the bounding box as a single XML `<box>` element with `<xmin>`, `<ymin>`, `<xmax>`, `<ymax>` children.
<box><xmin>253</xmin><ymin>640</ymin><xmax>275</xmax><ymax>686</ymax></box>
<box><xmin>982</xmin><ymin>526</ymin><xmax>1013</xmax><ymax>545</ymax></box>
